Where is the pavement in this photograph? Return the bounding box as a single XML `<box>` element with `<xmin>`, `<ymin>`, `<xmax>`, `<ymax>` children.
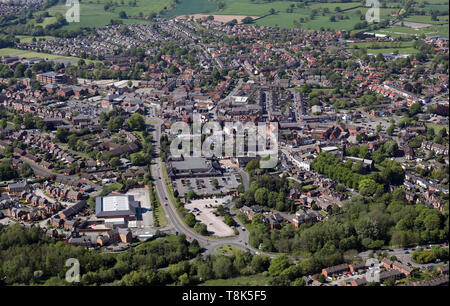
<box><xmin>126</xmin><ymin>188</ymin><xmax>153</xmax><ymax>229</ymax></box>
<box><xmin>185</xmin><ymin>196</ymin><xmax>235</xmax><ymax>237</ymax></box>
<box><xmin>147</xmin><ymin>116</ymin><xmax>263</xmax><ymax>256</ymax></box>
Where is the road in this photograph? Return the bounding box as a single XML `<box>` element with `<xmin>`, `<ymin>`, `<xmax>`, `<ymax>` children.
<box><xmin>19</xmin><ymin>156</ymin><xmax>101</xmax><ymax>192</ymax></box>
<box><xmin>146</xmin><ymin>116</ymin><xmax>265</xmax><ymax>255</ymax></box>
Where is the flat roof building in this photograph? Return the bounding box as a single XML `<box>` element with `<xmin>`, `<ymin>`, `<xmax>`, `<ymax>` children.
<box><xmin>95</xmin><ymin>195</ymin><xmax>140</xmax><ymax>220</ymax></box>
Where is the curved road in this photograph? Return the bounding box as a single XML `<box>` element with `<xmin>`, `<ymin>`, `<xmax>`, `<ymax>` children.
<box><xmin>147</xmin><ymin>116</ymin><xmax>266</xmax><ymax>255</ymax></box>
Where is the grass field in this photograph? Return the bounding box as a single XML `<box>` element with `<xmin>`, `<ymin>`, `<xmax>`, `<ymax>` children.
<box><xmin>16</xmin><ymin>35</ymin><xmax>57</xmax><ymax>43</ymax></box>
<box><xmin>373</xmin><ymin>24</ymin><xmax>449</xmax><ymax>38</ymax></box>
<box><xmin>0</xmin><ymin>48</ymin><xmax>96</xmax><ymax>63</ymax></box>
<box><xmin>42</xmin><ymin>0</ymin><xmax>174</xmax><ymax>30</ymax></box>
<box><xmin>163</xmin><ymin>0</ymin><xmax>450</xmax><ymax>36</ymax></box>
<box><xmin>199</xmin><ymin>273</ymin><xmax>270</xmax><ymax>286</ymax></box>
<box><xmin>347</xmin><ymin>40</ymin><xmax>419</xmax><ymax>54</ymax></box>
<box><xmin>427</xmin><ymin>124</ymin><xmax>449</xmax><ymax>134</ymax></box>
<box><xmin>28</xmin><ymin>0</ymin><xmax>447</xmax><ymax>37</ymax></box>
<box><xmin>163</xmin><ymin>0</ymin><xmax>217</xmax><ymax>18</ymax></box>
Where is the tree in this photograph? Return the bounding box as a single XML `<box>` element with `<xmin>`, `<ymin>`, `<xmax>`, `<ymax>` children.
<box><xmin>24</xmin><ymin>68</ymin><xmax>33</xmax><ymax>78</ymax></box>
<box><xmin>254</xmin><ymin>187</ymin><xmax>269</xmax><ymax>206</ymax></box>
<box><xmin>213</xmin><ymin>256</ymin><xmax>233</xmax><ymax>279</ymax></box>
<box><xmin>119</xmin><ymin>11</ymin><xmax>127</xmax><ymax>19</ymax></box>
<box><xmin>268</xmin><ymin>254</ymin><xmax>290</xmax><ymax>276</ymax></box>
<box><xmin>186</xmin><ymin>190</ymin><xmax>198</xmax><ymax>201</ymax></box>
<box><xmin>55</xmin><ymin>127</ymin><xmax>70</xmax><ymax>143</ymax></box>
<box><xmin>409</xmin><ymin>103</ymin><xmax>421</xmax><ymax>116</ymax></box>
<box><xmin>14</xmin><ymin>63</ymin><xmax>26</xmax><ymax>78</ymax></box>
<box><xmin>224</xmin><ymin>214</ymin><xmax>235</xmax><ymax>227</ymax></box>
<box><xmin>107</xmin><ymin>117</ymin><xmax>124</xmax><ymax>132</ymax></box>
<box><xmin>185</xmin><ymin>213</ymin><xmax>196</xmax><ymax>227</ymax></box>
<box><xmin>20</xmin><ymin>163</ymin><xmax>33</xmax><ymax>178</ymax></box>
<box><xmin>127</xmin><ymin>113</ymin><xmax>146</xmax><ymax>131</ymax></box>
<box><xmin>316</xmin><ymin>274</ymin><xmax>326</xmax><ymax>283</ymax></box>
<box><xmin>109</xmin><ymin>157</ymin><xmax>122</xmax><ymax>168</ymax></box>
<box><xmin>291</xmin><ymin>278</ymin><xmax>306</xmax><ymax>286</ymax></box>
<box><xmin>251</xmin><ymin>255</ymin><xmax>270</xmax><ymax>273</ymax></box>
<box><xmin>242</xmin><ymin>16</ymin><xmax>253</xmax><ymax>24</ymax></box>
<box><xmin>386</xmin><ymin>124</ymin><xmax>395</xmax><ymax>136</ymax></box>
<box><xmin>194</xmin><ymin>222</ymin><xmax>208</xmax><ymax>235</ymax></box>
<box><xmin>212</xmin><ymin>178</ymin><xmax>219</xmax><ymax>189</ymax></box>
<box><xmin>359</xmin><ymin>179</ymin><xmax>378</xmax><ymax>196</ymax></box>
<box><xmin>132</xmin><ymin>152</ymin><xmax>150</xmax><ymax>166</ymax></box>
<box><xmin>383</xmin><ymin>277</ymin><xmax>395</xmax><ymax>286</ymax></box>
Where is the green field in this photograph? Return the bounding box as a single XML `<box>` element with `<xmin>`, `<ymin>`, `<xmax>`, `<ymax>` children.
<box><xmin>42</xmin><ymin>0</ymin><xmax>174</xmax><ymax>30</ymax></box>
<box><xmin>199</xmin><ymin>273</ymin><xmax>270</xmax><ymax>286</ymax></box>
<box><xmin>162</xmin><ymin>0</ymin><xmax>450</xmax><ymax>36</ymax></box>
<box><xmin>347</xmin><ymin>40</ymin><xmax>419</xmax><ymax>54</ymax></box>
<box><xmin>17</xmin><ymin>35</ymin><xmax>57</xmax><ymax>43</ymax></box>
<box><xmin>24</xmin><ymin>0</ymin><xmax>447</xmax><ymax>37</ymax></box>
<box><xmin>427</xmin><ymin>124</ymin><xmax>449</xmax><ymax>134</ymax></box>
<box><xmin>163</xmin><ymin>0</ymin><xmax>218</xmax><ymax>18</ymax></box>
<box><xmin>0</xmin><ymin>48</ymin><xmax>93</xmax><ymax>63</ymax></box>
<box><xmin>373</xmin><ymin>24</ymin><xmax>449</xmax><ymax>38</ymax></box>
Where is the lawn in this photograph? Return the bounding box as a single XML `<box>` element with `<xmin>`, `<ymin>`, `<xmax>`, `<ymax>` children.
<box><xmin>427</xmin><ymin>124</ymin><xmax>449</xmax><ymax>134</ymax></box>
<box><xmin>199</xmin><ymin>273</ymin><xmax>270</xmax><ymax>286</ymax></box>
<box><xmin>149</xmin><ymin>182</ymin><xmax>168</xmax><ymax>227</ymax></box>
<box><xmin>16</xmin><ymin>35</ymin><xmax>57</xmax><ymax>43</ymax></box>
<box><xmin>216</xmin><ymin>244</ymin><xmax>239</xmax><ymax>255</ymax></box>
<box><xmin>0</xmin><ymin>48</ymin><xmax>98</xmax><ymax>64</ymax></box>
<box><xmin>373</xmin><ymin>24</ymin><xmax>449</xmax><ymax>38</ymax></box>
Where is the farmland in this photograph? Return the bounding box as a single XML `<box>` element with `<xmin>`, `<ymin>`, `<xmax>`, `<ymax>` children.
<box><xmin>162</xmin><ymin>0</ymin><xmax>449</xmax><ymax>37</ymax></box>
<box><xmin>40</xmin><ymin>0</ymin><xmax>175</xmax><ymax>30</ymax></box>
<box><xmin>28</xmin><ymin>0</ymin><xmax>448</xmax><ymax>37</ymax></box>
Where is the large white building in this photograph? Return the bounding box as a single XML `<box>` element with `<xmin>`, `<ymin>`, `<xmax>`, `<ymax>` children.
<box><xmin>95</xmin><ymin>195</ymin><xmax>140</xmax><ymax>227</ymax></box>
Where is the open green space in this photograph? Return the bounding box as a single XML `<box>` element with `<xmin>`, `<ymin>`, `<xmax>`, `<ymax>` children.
<box><xmin>42</xmin><ymin>0</ymin><xmax>174</xmax><ymax>30</ymax></box>
<box><xmin>0</xmin><ymin>48</ymin><xmax>99</xmax><ymax>64</ymax></box>
<box><xmin>16</xmin><ymin>35</ymin><xmax>57</xmax><ymax>43</ymax></box>
<box><xmin>216</xmin><ymin>244</ymin><xmax>239</xmax><ymax>255</ymax></box>
<box><xmin>427</xmin><ymin>124</ymin><xmax>449</xmax><ymax>134</ymax></box>
<box><xmin>199</xmin><ymin>273</ymin><xmax>270</xmax><ymax>286</ymax></box>
<box><xmin>163</xmin><ymin>0</ymin><xmax>218</xmax><ymax>18</ymax></box>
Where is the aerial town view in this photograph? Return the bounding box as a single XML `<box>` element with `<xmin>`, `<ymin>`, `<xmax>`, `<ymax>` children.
<box><xmin>0</xmin><ymin>0</ymin><xmax>448</xmax><ymax>296</ymax></box>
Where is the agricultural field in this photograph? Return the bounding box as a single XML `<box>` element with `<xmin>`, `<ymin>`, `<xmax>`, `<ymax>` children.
<box><xmin>163</xmin><ymin>0</ymin><xmax>449</xmax><ymax>37</ymax></box>
<box><xmin>29</xmin><ymin>0</ymin><xmax>448</xmax><ymax>37</ymax></box>
<box><xmin>40</xmin><ymin>0</ymin><xmax>175</xmax><ymax>30</ymax></box>
<box><xmin>163</xmin><ymin>0</ymin><xmax>218</xmax><ymax>18</ymax></box>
